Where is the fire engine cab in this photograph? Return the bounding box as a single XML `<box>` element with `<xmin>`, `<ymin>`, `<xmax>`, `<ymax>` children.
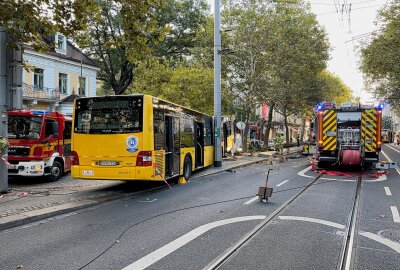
<box><xmin>7</xmin><ymin>110</ymin><xmax>72</xmax><ymax>181</ymax></box>
<box><xmin>316</xmin><ymin>102</ymin><xmax>383</xmax><ymax>168</ymax></box>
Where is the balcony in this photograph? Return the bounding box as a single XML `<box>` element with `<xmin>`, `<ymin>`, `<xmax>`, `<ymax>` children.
<box><xmin>23</xmin><ymin>83</ymin><xmax>60</xmax><ymax>101</ymax></box>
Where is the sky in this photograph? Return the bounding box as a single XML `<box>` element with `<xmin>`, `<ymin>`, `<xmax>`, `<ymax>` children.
<box><xmin>206</xmin><ymin>0</ymin><xmax>388</xmax><ymax>102</ymax></box>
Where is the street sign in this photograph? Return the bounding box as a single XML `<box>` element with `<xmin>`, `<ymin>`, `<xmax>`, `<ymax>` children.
<box><xmin>236</xmin><ymin>121</ymin><xmax>245</xmax><ymax>130</ymax></box>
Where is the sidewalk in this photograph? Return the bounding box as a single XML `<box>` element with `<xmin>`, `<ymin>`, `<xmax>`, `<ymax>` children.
<box><xmin>0</xmin><ymin>147</ymin><xmax>302</xmax><ymax>230</ymax></box>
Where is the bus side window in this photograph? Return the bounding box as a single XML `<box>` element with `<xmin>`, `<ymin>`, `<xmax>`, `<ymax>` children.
<box><xmin>204</xmin><ymin>116</ymin><xmax>213</xmax><ymax>146</ymax></box>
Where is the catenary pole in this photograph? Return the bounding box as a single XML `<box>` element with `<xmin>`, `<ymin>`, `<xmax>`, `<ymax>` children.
<box><xmin>214</xmin><ymin>0</ymin><xmax>222</xmax><ymax>167</ymax></box>
<box><xmin>0</xmin><ymin>27</ymin><xmax>8</xmax><ymax>192</ymax></box>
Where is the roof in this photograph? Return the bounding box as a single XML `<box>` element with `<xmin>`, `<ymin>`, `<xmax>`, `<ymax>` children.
<box><xmin>59</xmin><ymin>93</ymin><xmax>80</xmax><ymax>104</ymax></box>
<box><xmin>24</xmin><ymin>40</ymin><xmax>100</xmax><ymax>68</ymax></box>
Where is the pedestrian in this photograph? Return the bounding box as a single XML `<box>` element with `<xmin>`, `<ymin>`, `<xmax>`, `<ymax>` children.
<box><xmin>274</xmin><ymin>133</ymin><xmax>284</xmax><ymax>155</ymax></box>
<box><xmin>297</xmin><ymin>134</ymin><xmax>300</xmax><ymax>147</ymax></box>
<box><xmin>231</xmin><ymin>129</ymin><xmax>242</xmax><ymax>156</ymax></box>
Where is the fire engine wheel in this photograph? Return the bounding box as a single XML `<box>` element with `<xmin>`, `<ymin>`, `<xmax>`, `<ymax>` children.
<box><xmin>183</xmin><ymin>156</ymin><xmax>192</xmax><ymax>180</ymax></box>
<box><xmin>48</xmin><ymin>161</ymin><xmax>63</xmax><ymax>182</ymax></box>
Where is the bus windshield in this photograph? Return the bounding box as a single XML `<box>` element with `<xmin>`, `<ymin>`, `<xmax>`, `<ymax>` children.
<box><xmin>74</xmin><ymin>96</ymin><xmax>143</xmax><ymax>134</ymax></box>
<box><xmin>8</xmin><ymin>116</ymin><xmax>43</xmax><ymax>139</ymax></box>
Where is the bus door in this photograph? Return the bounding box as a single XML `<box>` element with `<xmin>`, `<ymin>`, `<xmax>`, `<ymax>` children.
<box><xmin>165</xmin><ymin>116</ymin><xmax>180</xmax><ymax>177</ymax></box>
<box><xmin>194</xmin><ymin>121</ymin><xmax>204</xmax><ymax>168</ymax></box>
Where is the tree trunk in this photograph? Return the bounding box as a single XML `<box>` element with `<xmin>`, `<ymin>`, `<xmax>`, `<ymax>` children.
<box><xmin>300</xmin><ymin>116</ymin><xmax>306</xmax><ymax>143</ymax></box>
<box><xmin>263</xmin><ymin>103</ymin><xmax>274</xmax><ymax>145</ymax></box>
<box><xmin>243</xmin><ymin>111</ymin><xmax>251</xmax><ymax>152</ymax></box>
<box><xmin>284</xmin><ymin>108</ymin><xmax>290</xmax><ymax>145</ymax></box>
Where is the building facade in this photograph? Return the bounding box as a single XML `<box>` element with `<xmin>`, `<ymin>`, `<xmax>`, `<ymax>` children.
<box><xmin>22</xmin><ymin>33</ymin><xmax>99</xmax><ymax>115</ymax></box>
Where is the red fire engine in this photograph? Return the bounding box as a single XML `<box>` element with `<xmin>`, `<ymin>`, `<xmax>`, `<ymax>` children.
<box><xmin>316</xmin><ymin>102</ymin><xmax>383</xmax><ymax>168</ymax></box>
<box><xmin>7</xmin><ymin>110</ymin><xmax>72</xmax><ymax>181</ymax></box>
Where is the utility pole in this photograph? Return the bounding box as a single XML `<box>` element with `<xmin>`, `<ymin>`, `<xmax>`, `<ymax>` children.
<box><xmin>214</xmin><ymin>0</ymin><xmax>222</xmax><ymax>167</ymax></box>
<box><xmin>0</xmin><ymin>27</ymin><xmax>8</xmax><ymax>192</ymax></box>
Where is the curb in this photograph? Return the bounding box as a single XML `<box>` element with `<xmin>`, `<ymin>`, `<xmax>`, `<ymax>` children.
<box><xmin>0</xmin><ymin>148</ymin><xmax>302</xmax><ymax>231</ymax></box>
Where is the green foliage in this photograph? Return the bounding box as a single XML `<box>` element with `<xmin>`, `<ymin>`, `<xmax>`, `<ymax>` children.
<box><xmin>0</xmin><ymin>0</ymin><xmax>98</xmax><ymax>51</ymax></box>
<box><xmin>77</xmin><ymin>0</ymin><xmax>208</xmax><ymax>95</ymax></box>
<box><xmin>154</xmin><ymin>0</ymin><xmax>209</xmax><ymax>60</ymax></box>
<box><xmin>316</xmin><ymin>70</ymin><xmax>354</xmax><ymax>106</ymax></box>
<box><xmin>361</xmin><ymin>0</ymin><xmax>400</xmax><ymax>109</ymax></box>
<box><xmin>76</xmin><ymin>0</ymin><xmax>166</xmax><ymax>95</ymax></box>
<box><xmin>223</xmin><ymin>0</ymin><xmax>330</xmax><ymax>146</ymax></box>
<box><xmin>382</xmin><ymin>116</ymin><xmax>393</xmax><ymax>130</ymax></box>
<box><xmin>129</xmin><ymin>60</ymin><xmax>217</xmax><ymax>114</ymax></box>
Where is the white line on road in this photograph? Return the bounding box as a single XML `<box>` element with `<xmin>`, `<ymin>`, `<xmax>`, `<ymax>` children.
<box><xmin>278</xmin><ymin>215</ymin><xmax>400</xmax><ymax>253</ymax></box>
<box><xmin>244</xmin><ymin>196</ymin><xmax>259</xmax><ymax>205</ymax></box>
<box><xmin>297</xmin><ymin>166</ymin><xmax>387</xmax><ymax>182</ymax></box>
<box><xmin>386</xmin><ymin>144</ymin><xmax>400</xmax><ymax>154</ymax></box>
<box><xmin>279</xmin><ymin>216</ymin><xmax>345</xmax><ymax>229</ymax></box>
<box><xmin>121</xmin><ymin>215</ymin><xmax>266</xmax><ymax>270</ymax></box>
<box><xmin>381</xmin><ymin>150</ymin><xmax>400</xmax><ymax>175</ymax></box>
<box><xmin>384</xmin><ymin>187</ymin><xmax>392</xmax><ymax>196</ymax></box>
<box><xmin>276</xmin><ymin>180</ymin><xmax>289</xmax><ymax>187</ymax></box>
<box><xmin>390</xmin><ymin>206</ymin><xmax>400</xmax><ymax>223</ymax></box>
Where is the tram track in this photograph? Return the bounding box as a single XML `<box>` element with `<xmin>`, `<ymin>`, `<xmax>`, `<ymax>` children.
<box><xmin>337</xmin><ymin>175</ymin><xmax>362</xmax><ymax>270</ymax></box>
<box><xmin>202</xmin><ymin>173</ymin><xmax>324</xmax><ymax>270</ymax></box>
<box><xmin>203</xmin><ymin>173</ymin><xmax>364</xmax><ymax>270</ymax></box>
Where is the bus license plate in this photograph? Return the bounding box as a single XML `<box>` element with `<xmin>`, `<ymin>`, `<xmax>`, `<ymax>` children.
<box><xmin>98</xmin><ymin>160</ymin><xmax>119</xmax><ymax>166</ymax></box>
<box><xmin>82</xmin><ymin>170</ymin><xmax>94</xmax><ymax>176</ymax></box>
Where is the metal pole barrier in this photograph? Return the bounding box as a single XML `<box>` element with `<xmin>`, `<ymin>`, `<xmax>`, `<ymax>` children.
<box><xmin>214</xmin><ymin>0</ymin><xmax>222</xmax><ymax>167</ymax></box>
<box><xmin>0</xmin><ymin>27</ymin><xmax>9</xmax><ymax>193</ymax></box>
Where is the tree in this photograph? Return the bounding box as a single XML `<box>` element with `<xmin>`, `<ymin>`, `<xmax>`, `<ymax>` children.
<box><xmin>76</xmin><ymin>0</ymin><xmax>165</xmax><ymax>95</ymax></box>
<box><xmin>223</xmin><ymin>0</ymin><xmax>329</xmax><ymax>147</ymax></box>
<box><xmin>78</xmin><ymin>0</ymin><xmax>208</xmax><ymax>95</ymax></box>
<box><xmin>317</xmin><ymin>70</ymin><xmax>353</xmax><ymax>106</ymax></box>
<box><xmin>0</xmin><ymin>0</ymin><xmax>98</xmax><ymax>51</ymax></box>
<box><xmin>361</xmin><ymin>0</ymin><xmax>400</xmax><ymax>109</ymax></box>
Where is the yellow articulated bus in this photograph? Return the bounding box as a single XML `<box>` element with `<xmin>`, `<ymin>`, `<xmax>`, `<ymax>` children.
<box><xmin>71</xmin><ymin>94</ymin><xmax>214</xmax><ymax>181</ymax></box>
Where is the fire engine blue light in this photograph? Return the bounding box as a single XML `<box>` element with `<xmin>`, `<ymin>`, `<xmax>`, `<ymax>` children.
<box><xmin>317</xmin><ymin>105</ymin><xmax>322</xmax><ymax>110</ymax></box>
<box><xmin>378</xmin><ymin>103</ymin><xmax>384</xmax><ymax>110</ymax></box>
<box><xmin>33</xmin><ymin>110</ymin><xmax>51</xmax><ymax>115</ymax></box>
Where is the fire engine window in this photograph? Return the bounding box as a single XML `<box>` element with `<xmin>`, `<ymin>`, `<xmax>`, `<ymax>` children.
<box><xmin>45</xmin><ymin>119</ymin><xmax>58</xmax><ymax>138</ymax></box>
<box><xmin>64</xmin><ymin>121</ymin><xmax>72</xmax><ymax>139</ymax></box>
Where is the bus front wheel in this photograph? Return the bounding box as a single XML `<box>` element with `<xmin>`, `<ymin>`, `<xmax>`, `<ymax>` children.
<box><xmin>48</xmin><ymin>161</ymin><xmax>63</xmax><ymax>182</ymax></box>
<box><xmin>183</xmin><ymin>156</ymin><xmax>192</xmax><ymax>180</ymax></box>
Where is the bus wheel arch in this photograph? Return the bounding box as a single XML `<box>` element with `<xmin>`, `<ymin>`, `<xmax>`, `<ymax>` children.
<box><xmin>183</xmin><ymin>154</ymin><xmax>192</xmax><ymax>180</ymax></box>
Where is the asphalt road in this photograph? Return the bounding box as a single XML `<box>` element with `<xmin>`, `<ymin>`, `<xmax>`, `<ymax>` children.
<box><xmin>1</xmin><ymin>150</ymin><xmax>400</xmax><ymax>270</ymax></box>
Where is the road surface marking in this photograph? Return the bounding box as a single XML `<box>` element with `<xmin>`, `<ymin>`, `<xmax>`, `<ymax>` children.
<box><xmin>360</xmin><ymin>232</ymin><xmax>400</xmax><ymax>253</ymax></box>
<box><xmin>279</xmin><ymin>216</ymin><xmax>345</xmax><ymax>229</ymax></box>
<box><xmin>386</xmin><ymin>144</ymin><xmax>400</xmax><ymax>154</ymax></box>
<box><xmin>276</xmin><ymin>180</ymin><xmax>289</xmax><ymax>187</ymax></box>
<box><xmin>121</xmin><ymin>215</ymin><xmax>266</xmax><ymax>270</ymax></box>
<box><xmin>390</xmin><ymin>206</ymin><xmax>400</xmax><ymax>223</ymax></box>
<box><xmin>384</xmin><ymin>187</ymin><xmax>392</xmax><ymax>196</ymax></box>
<box><xmin>381</xmin><ymin>150</ymin><xmax>400</xmax><ymax>175</ymax></box>
<box><xmin>278</xmin><ymin>215</ymin><xmax>400</xmax><ymax>253</ymax></box>
<box><xmin>297</xmin><ymin>166</ymin><xmax>387</xmax><ymax>182</ymax></box>
<box><xmin>244</xmin><ymin>196</ymin><xmax>259</xmax><ymax>205</ymax></box>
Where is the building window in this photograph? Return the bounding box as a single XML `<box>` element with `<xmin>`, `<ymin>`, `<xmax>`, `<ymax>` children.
<box><xmin>59</xmin><ymin>73</ymin><xmax>68</xmax><ymax>94</ymax></box>
<box><xmin>56</xmin><ymin>34</ymin><xmax>66</xmax><ymax>52</ymax></box>
<box><xmin>79</xmin><ymin>77</ymin><xmax>87</xmax><ymax>96</ymax></box>
<box><xmin>33</xmin><ymin>68</ymin><xmax>44</xmax><ymax>90</ymax></box>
